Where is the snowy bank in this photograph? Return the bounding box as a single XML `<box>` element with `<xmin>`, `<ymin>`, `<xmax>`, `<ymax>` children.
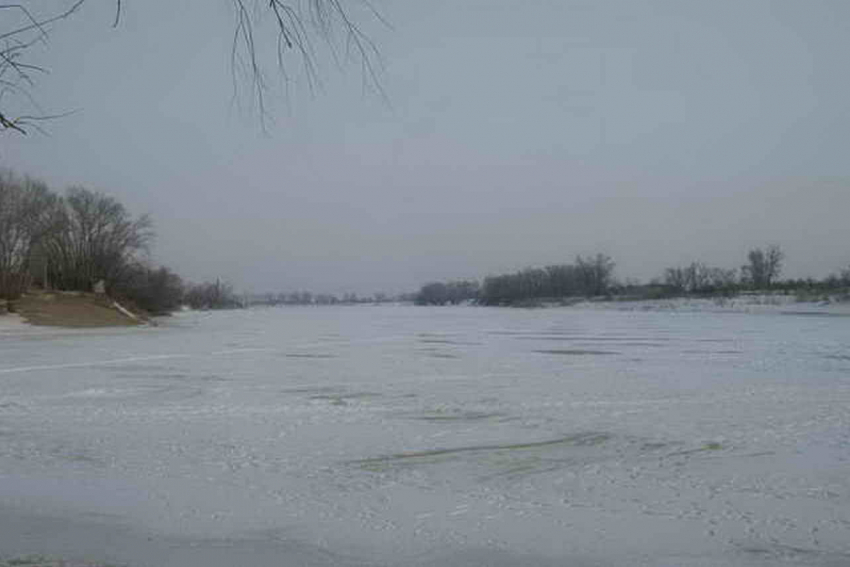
<box><xmin>574</xmin><ymin>294</ymin><xmax>850</xmax><ymax>316</ymax></box>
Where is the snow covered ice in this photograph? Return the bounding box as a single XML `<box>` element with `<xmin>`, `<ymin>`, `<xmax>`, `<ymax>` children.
<box><xmin>1</xmin><ymin>305</ymin><xmax>849</xmax><ymax>566</ymax></box>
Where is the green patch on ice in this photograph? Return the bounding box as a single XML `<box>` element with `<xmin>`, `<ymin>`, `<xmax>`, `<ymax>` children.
<box><xmin>534</xmin><ymin>349</ymin><xmax>618</xmax><ymax>356</ymax></box>
<box><xmin>354</xmin><ymin>432</ymin><xmax>612</xmax><ymax>472</ymax></box>
<box><xmin>737</xmin><ymin>543</ymin><xmax>846</xmax><ymax>561</ymax></box>
<box><xmin>310</xmin><ymin>395</ymin><xmax>348</xmax><ymax>406</ymax></box>
<box><xmin>413</xmin><ymin>410</ymin><xmax>504</xmax><ymax>422</ymax></box>
<box><xmin>419</xmin><ymin>349</ymin><xmax>461</xmax><ymax>359</ymax></box>
<box><xmin>280</xmin><ymin>386</ymin><xmax>338</xmax><ymax>395</ymax></box>
<box><xmin>666</xmin><ymin>441</ymin><xmax>725</xmax><ymax>458</ymax></box>
<box><xmin>309</xmin><ymin>391</ymin><xmax>382</xmax><ymax>406</ymax></box>
<box><xmin>4</xmin><ymin>558</ymin><xmax>50</xmax><ymax>567</ymax></box>
<box><xmin>1</xmin><ymin>556</ymin><xmax>120</xmax><ymax>567</ymax></box>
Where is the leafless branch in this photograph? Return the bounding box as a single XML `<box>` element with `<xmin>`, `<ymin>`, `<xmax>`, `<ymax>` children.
<box><xmin>0</xmin><ymin>0</ymin><xmax>93</xmax><ymax>134</ymax></box>
<box><xmin>0</xmin><ymin>0</ymin><xmax>86</xmax><ymax>43</ymax></box>
<box><xmin>2</xmin><ymin>0</ymin><xmax>386</xmax><ymax>135</ymax></box>
<box><xmin>231</xmin><ymin>0</ymin><xmax>388</xmax><ymax>129</ymax></box>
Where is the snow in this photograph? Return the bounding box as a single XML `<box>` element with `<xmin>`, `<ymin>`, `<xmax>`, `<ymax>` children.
<box><xmin>578</xmin><ymin>294</ymin><xmax>850</xmax><ymax>316</ymax></box>
<box><xmin>0</xmin><ymin>305</ymin><xmax>848</xmax><ymax>566</ymax></box>
<box><xmin>112</xmin><ymin>300</ymin><xmax>139</xmax><ymax>321</ymax></box>
<box><xmin>0</xmin><ymin>313</ymin><xmax>27</xmax><ymax>332</ymax></box>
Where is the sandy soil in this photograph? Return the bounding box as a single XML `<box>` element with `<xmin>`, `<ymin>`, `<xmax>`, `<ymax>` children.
<box><xmin>5</xmin><ymin>291</ymin><xmax>142</xmax><ymax>328</ymax></box>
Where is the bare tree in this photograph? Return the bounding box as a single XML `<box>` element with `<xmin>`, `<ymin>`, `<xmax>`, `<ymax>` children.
<box><xmin>41</xmin><ymin>187</ymin><xmax>153</xmax><ymax>291</ymax></box>
<box><xmin>1</xmin><ymin>0</ymin><xmax>384</xmax><ymax>134</ymax></box>
<box><xmin>575</xmin><ymin>254</ymin><xmax>615</xmax><ymax>296</ymax></box>
<box><xmin>663</xmin><ymin>262</ymin><xmax>736</xmax><ymax>294</ymax></box>
<box><xmin>0</xmin><ymin>169</ymin><xmax>60</xmax><ymax>297</ymax></box>
<box><xmin>741</xmin><ymin>245</ymin><xmax>784</xmax><ymax>289</ymax></box>
<box><xmin>184</xmin><ymin>279</ymin><xmax>242</xmax><ymax>310</ymax></box>
<box><xmin>663</xmin><ymin>265</ymin><xmax>693</xmax><ymax>294</ymax></box>
<box><xmin>704</xmin><ymin>266</ymin><xmax>738</xmax><ymax>292</ymax></box>
<box><xmin>415</xmin><ymin>280</ymin><xmax>479</xmax><ymax>305</ymax></box>
<box><xmin>111</xmin><ymin>262</ymin><xmax>184</xmax><ymax>314</ymax></box>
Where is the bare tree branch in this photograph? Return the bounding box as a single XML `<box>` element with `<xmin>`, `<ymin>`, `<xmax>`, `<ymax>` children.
<box><xmin>0</xmin><ymin>0</ymin><xmax>86</xmax><ymax>43</ymax></box>
<box><xmin>0</xmin><ymin>0</ymin><xmax>90</xmax><ymax>134</ymax></box>
<box><xmin>231</xmin><ymin>0</ymin><xmax>387</xmax><ymax>129</ymax></box>
<box><xmin>1</xmin><ymin>0</ymin><xmax>386</xmax><ymax>135</ymax></box>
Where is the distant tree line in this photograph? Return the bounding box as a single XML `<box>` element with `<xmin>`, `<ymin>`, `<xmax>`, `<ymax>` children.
<box><xmin>246</xmin><ymin>290</ymin><xmax>399</xmax><ymax>307</ymax></box>
<box><xmin>414</xmin><ymin>254</ymin><xmax>616</xmax><ymax>306</ymax></box>
<box><xmin>415</xmin><ymin>246</ymin><xmax>850</xmax><ymax>307</ymax></box>
<box><xmin>660</xmin><ymin>262</ymin><xmax>739</xmax><ymax>295</ymax></box>
<box><xmin>479</xmin><ymin>254</ymin><xmax>617</xmax><ymax>305</ymax></box>
<box><xmin>0</xmin><ymin>169</ymin><xmax>240</xmax><ymax>313</ymax></box>
<box><xmin>6</xmin><ymin>167</ymin><xmax>848</xmax><ymax>314</ymax></box>
<box><xmin>415</xmin><ymin>280</ymin><xmax>480</xmax><ymax>305</ymax></box>
<box><xmin>659</xmin><ymin>245</ymin><xmax>781</xmax><ymax>294</ymax></box>
<box><xmin>653</xmin><ymin>245</ymin><xmax>850</xmax><ymax>299</ymax></box>
<box><xmin>182</xmin><ymin>280</ymin><xmax>243</xmax><ymax>311</ymax></box>
<box><xmin>658</xmin><ymin>245</ymin><xmax>785</xmax><ymax>295</ymax></box>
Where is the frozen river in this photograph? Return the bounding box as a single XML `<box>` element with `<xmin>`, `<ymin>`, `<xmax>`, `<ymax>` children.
<box><xmin>1</xmin><ymin>305</ymin><xmax>849</xmax><ymax>566</ymax></box>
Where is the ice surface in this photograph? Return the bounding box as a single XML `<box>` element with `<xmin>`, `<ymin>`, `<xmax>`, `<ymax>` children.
<box><xmin>0</xmin><ymin>305</ymin><xmax>848</xmax><ymax>566</ymax></box>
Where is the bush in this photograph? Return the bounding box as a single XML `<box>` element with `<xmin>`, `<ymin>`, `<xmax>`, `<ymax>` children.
<box><xmin>184</xmin><ymin>280</ymin><xmax>242</xmax><ymax>310</ymax></box>
<box><xmin>110</xmin><ymin>264</ymin><xmax>185</xmax><ymax>315</ymax></box>
<box><xmin>415</xmin><ymin>280</ymin><xmax>479</xmax><ymax>305</ymax></box>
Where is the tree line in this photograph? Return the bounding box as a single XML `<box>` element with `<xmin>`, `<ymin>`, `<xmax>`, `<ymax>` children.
<box><xmin>246</xmin><ymin>291</ymin><xmax>403</xmax><ymax>307</ymax></box>
<box><xmin>6</xmin><ymin>168</ymin><xmax>847</xmax><ymax>314</ymax></box>
<box><xmin>0</xmin><ymin>169</ymin><xmax>239</xmax><ymax>313</ymax></box>
<box><xmin>416</xmin><ymin>254</ymin><xmax>616</xmax><ymax>306</ymax></box>
<box><xmin>659</xmin><ymin>245</ymin><xmax>785</xmax><ymax>295</ymax></box>
<box><xmin>416</xmin><ymin>247</ymin><xmax>850</xmax><ymax>306</ymax></box>
<box><xmin>655</xmin><ymin>245</ymin><xmax>848</xmax><ymax>297</ymax></box>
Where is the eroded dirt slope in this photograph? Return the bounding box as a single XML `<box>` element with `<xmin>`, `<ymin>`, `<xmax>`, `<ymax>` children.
<box><xmin>9</xmin><ymin>291</ymin><xmax>142</xmax><ymax>327</ymax></box>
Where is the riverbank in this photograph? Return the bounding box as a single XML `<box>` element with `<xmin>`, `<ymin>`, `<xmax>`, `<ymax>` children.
<box><xmin>470</xmin><ymin>289</ymin><xmax>849</xmax><ymax>314</ymax></box>
<box><xmin>2</xmin><ymin>290</ymin><xmax>145</xmax><ymax>328</ymax></box>
<box><xmin>576</xmin><ymin>293</ymin><xmax>850</xmax><ymax>316</ymax></box>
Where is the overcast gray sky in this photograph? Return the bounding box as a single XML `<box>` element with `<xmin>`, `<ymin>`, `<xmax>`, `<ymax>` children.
<box><xmin>2</xmin><ymin>0</ymin><xmax>849</xmax><ymax>294</ymax></box>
